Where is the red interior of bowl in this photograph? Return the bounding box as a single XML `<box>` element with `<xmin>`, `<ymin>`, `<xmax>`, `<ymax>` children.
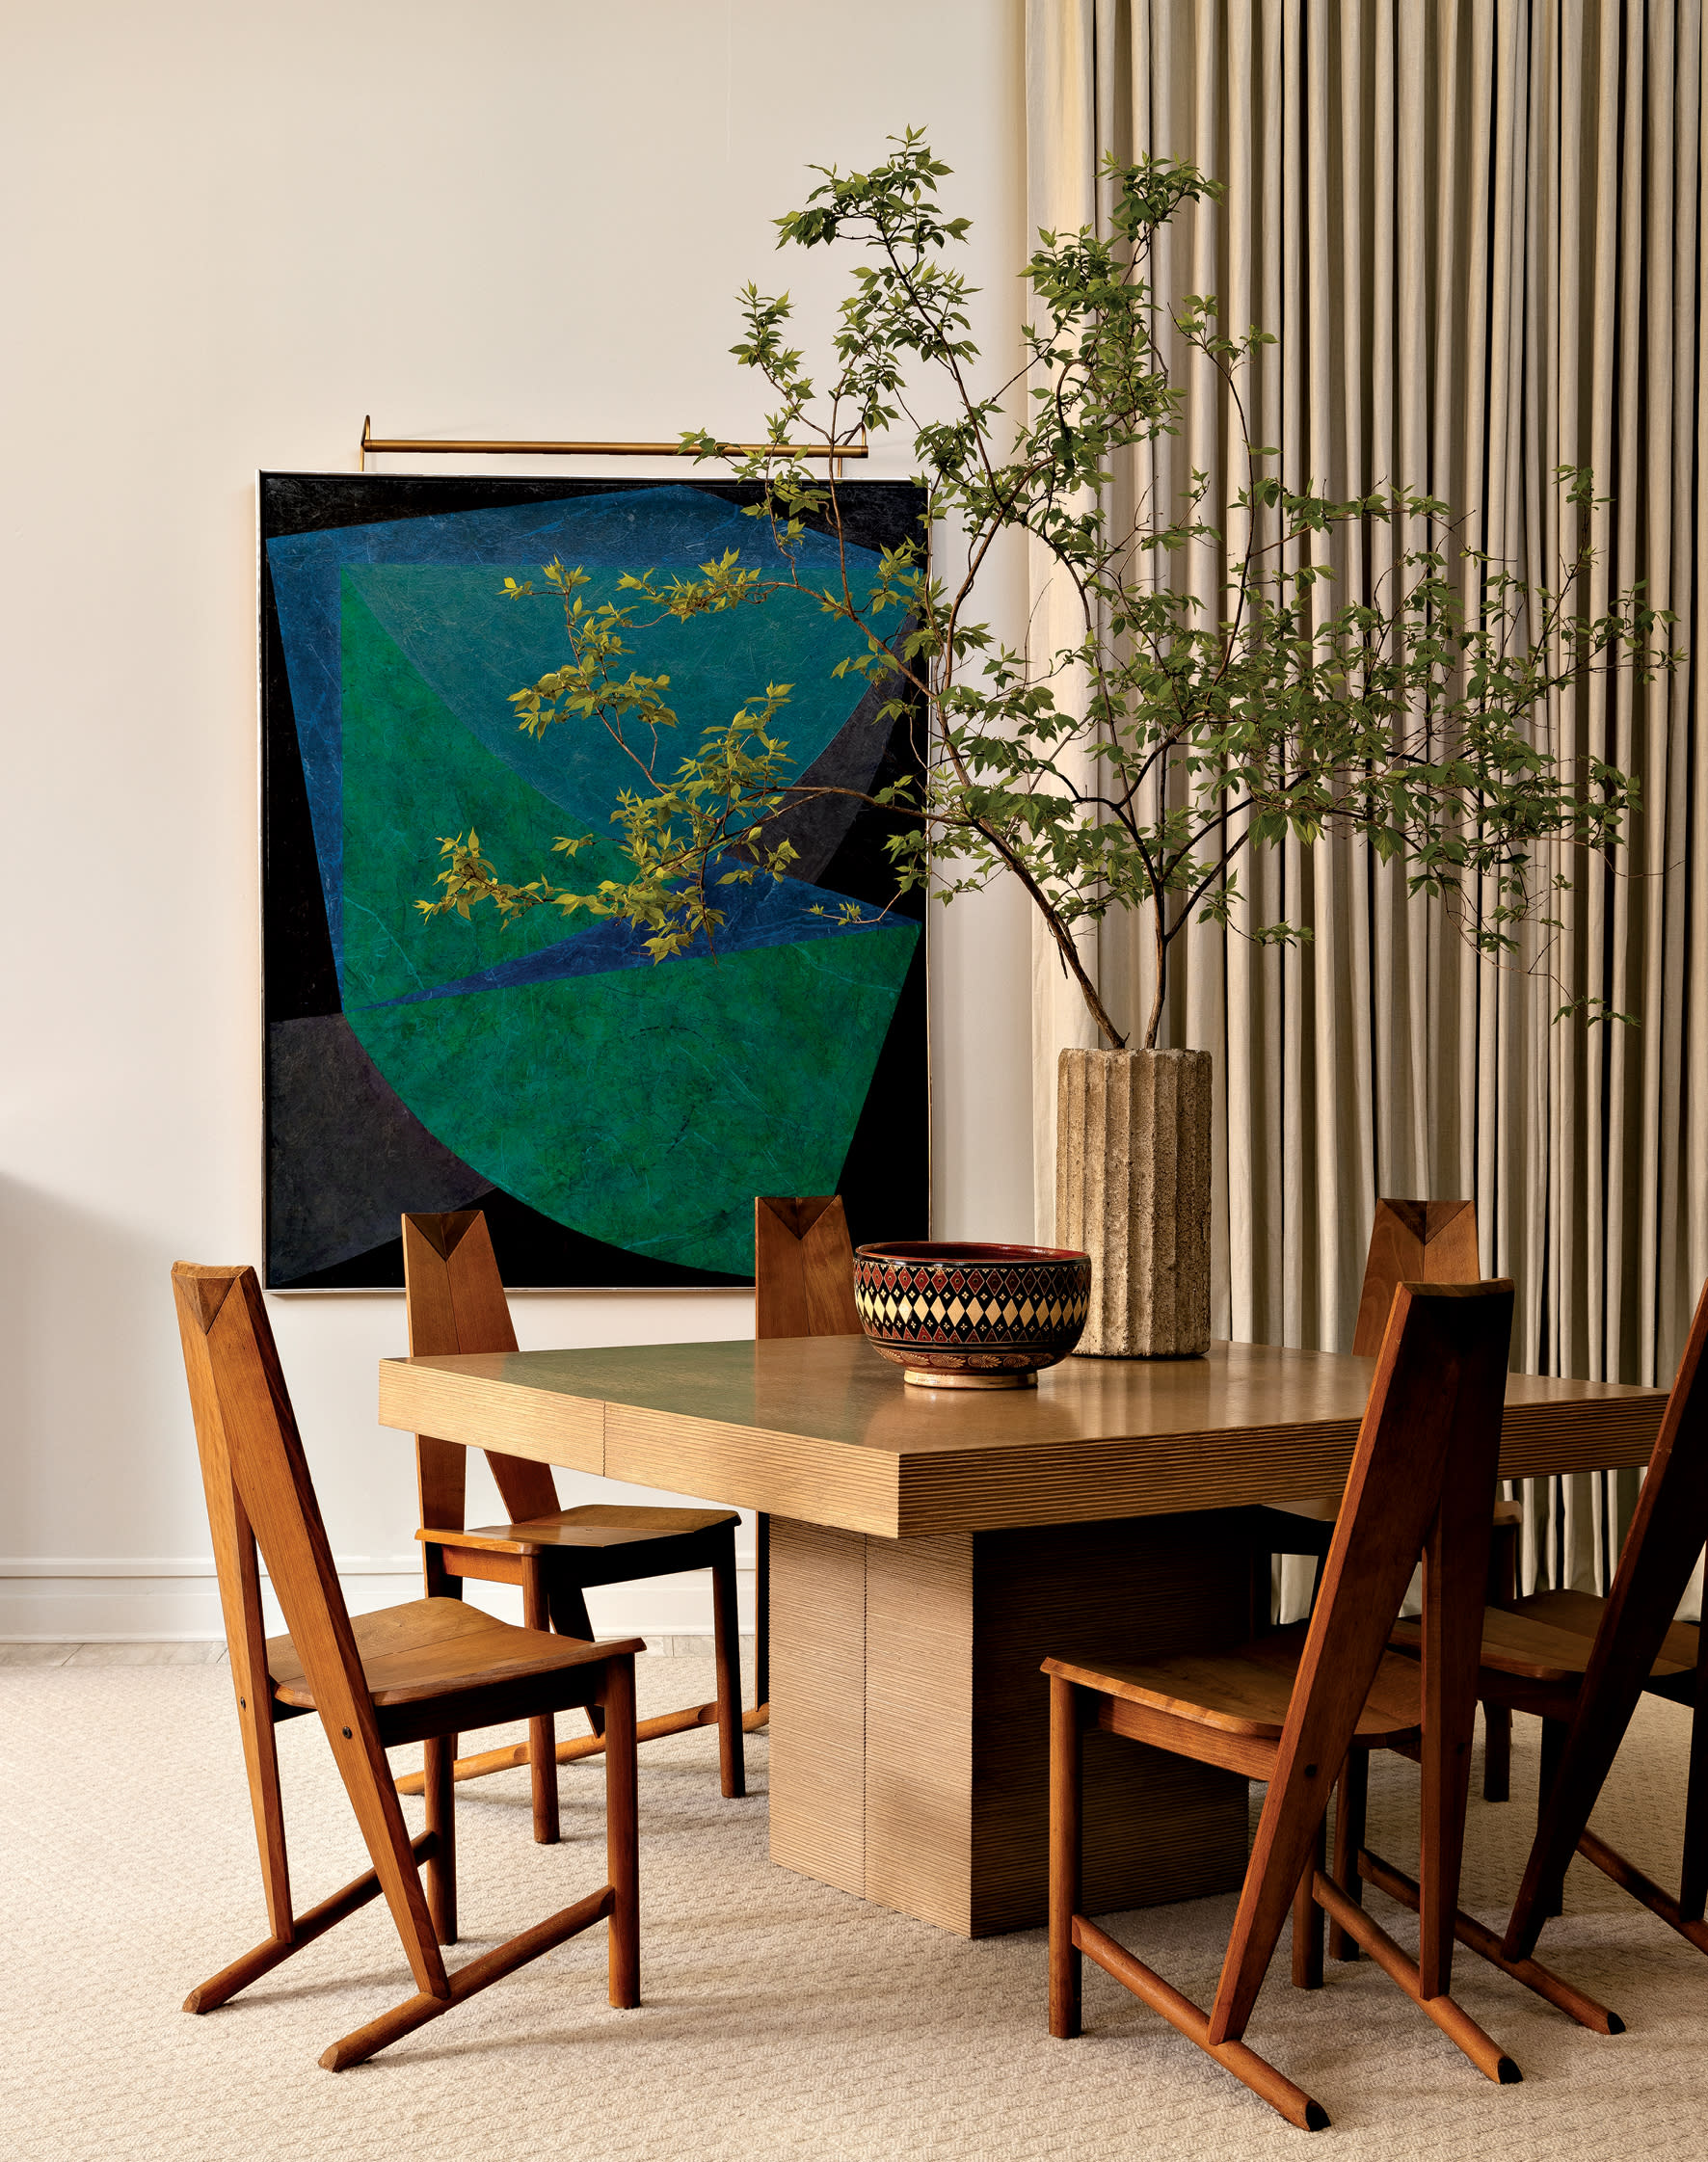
<box><xmin>855</xmin><ymin>1241</ymin><xmax>1089</xmax><ymax>1265</ymax></box>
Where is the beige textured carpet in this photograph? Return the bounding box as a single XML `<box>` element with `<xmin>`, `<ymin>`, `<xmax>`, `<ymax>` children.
<box><xmin>4</xmin><ymin>1653</ymin><xmax>1706</xmax><ymax>2161</ymax></box>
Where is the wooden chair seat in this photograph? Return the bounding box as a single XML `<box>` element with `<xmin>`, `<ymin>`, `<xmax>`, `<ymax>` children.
<box><xmin>267</xmin><ymin>1596</ymin><xmax>620</xmax><ymax>1715</ymax></box>
<box><xmin>1500</xmin><ymin>1588</ymin><xmax>1700</xmax><ymax>1678</ymax></box>
<box><xmin>1392</xmin><ymin>1597</ymin><xmax>1699</xmax><ymax>1687</ymax></box>
<box><xmin>1045</xmin><ymin>1631</ymin><xmax>1422</xmax><ymax>1747</ymax></box>
<box><xmin>1259</xmin><ymin>1493</ymin><xmax>1522</xmax><ymax>1553</ymax></box>
<box><xmin>425</xmin><ymin>1504</ymin><xmax>738</xmax><ymax>1559</ymax></box>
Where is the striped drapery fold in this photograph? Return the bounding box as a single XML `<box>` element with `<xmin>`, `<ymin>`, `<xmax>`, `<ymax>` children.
<box><xmin>1024</xmin><ymin>0</ymin><xmax>1704</xmax><ymax>1608</ymax></box>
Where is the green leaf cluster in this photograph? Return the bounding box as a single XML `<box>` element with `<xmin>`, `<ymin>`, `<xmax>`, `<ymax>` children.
<box><xmin>423</xmin><ymin>130</ymin><xmax>1675</xmax><ymax>1050</ymax></box>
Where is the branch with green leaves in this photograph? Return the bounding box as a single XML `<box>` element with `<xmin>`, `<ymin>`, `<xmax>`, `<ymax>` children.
<box><xmin>419</xmin><ymin>131</ymin><xmax>1677</xmax><ymax>1048</ymax></box>
<box><xmin>417</xmin><ymin>554</ymin><xmax>908</xmax><ymax>961</ymax></box>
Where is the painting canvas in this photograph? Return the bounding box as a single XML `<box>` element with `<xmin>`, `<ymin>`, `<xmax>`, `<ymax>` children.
<box><xmin>260</xmin><ymin>473</ymin><xmax>929</xmax><ymax>1290</ymax></box>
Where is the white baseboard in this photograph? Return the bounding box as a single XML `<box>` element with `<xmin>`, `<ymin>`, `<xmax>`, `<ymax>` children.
<box><xmin>0</xmin><ymin>1557</ymin><xmax>757</xmax><ymax>1643</ymax></box>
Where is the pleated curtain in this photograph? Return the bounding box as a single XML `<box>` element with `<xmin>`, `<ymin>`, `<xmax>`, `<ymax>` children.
<box><xmin>1024</xmin><ymin>0</ymin><xmax>1704</xmax><ymax>1609</ymax></box>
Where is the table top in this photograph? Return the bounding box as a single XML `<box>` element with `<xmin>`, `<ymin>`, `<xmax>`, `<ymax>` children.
<box><xmin>377</xmin><ymin>1335</ymin><xmax>1668</xmax><ymax>1540</ymax></box>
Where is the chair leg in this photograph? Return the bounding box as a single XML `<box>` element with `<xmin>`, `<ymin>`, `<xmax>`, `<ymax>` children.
<box><xmin>1482</xmin><ymin>1520</ymin><xmax>1519</xmax><ymax>1802</ymax></box>
<box><xmin>756</xmin><ymin>1510</ymin><xmax>771</xmax><ymax>1707</ymax></box>
<box><xmin>1358</xmin><ymin>1844</ymin><xmax>1624</xmax><ymax>2033</ymax></box>
<box><xmin>1537</xmin><ymin>1715</ymin><xmax>1568</xmax><ymax>1912</ymax></box>
<box><xmin>547</xmin><ymin>1576</ymin><xmax>597</xmax><ymax>1643</ymax></box>
<box><xmin>602</xmin><ymin>1654</ymin><xmax>640</xmax><ymax>2010</ymax></box>
<box><xmin>526</xmin><ymin>1712</ymin><xmax>560</xmax><ymax>1841</ymax></box>
<box><xmin>1329</xmin><ymin>1752</ymin><xmax>1367</xmax><ymax>1962</ymax></box>
<box><xmin>319</xmin><ymin>1878</ymin><xmax>620</xmax><ymax>2071</ymax></box>
<box><xmin>1311</xmin><ymin>1873</ymin><xmax>1521</xmax><ymax>2084</ymax></box>
<box><xmin>1483</xmin><ymin>1702</ymin><xmax>1512</xmax><ymax>1803</ymax></box>
<box><xmin>1292</xmin><ymin>1811</ymin><xmax>1325</xmax><ymax>1989</ymax></box>
<box><xmin>241</xmin><ymin>1702</ymin><xmax>294</xmax><ymax>1941</ymax></box>
<box><xmin>423</xmin><ymin>1734</ymin><xmax>457</xmax><ymax>1944</ymax></box>
<box><xmin>1049</xmin><ymin>1674</ymin><xmax>1083</xmax><ymax>2040</ymax></box>
<box><xmin>1680</xmin><ymin>1679</ymin><xmax>1708</xmax><ymax>1924</ymax></box>
<box><xmin>1559</xmin><ymin>1828</ymin><xmax>1708</xmax><ymax>1958</ymax></box>
<box><xmin>547</xmin><ymin>1576</ymin><xmax>605</xmax><ymax>1739</ymax></box>
<box><xmin>710</xmin><ymin>1532</ymin><xmax>746</xmax><ymax>1800</ymax></box>
<box><xmin>522</xmin><ymin>1561</ymin><xmax>560</xmax><ymax>1845</ymax></box>
<box><xmin>1490</xmin><ymin>1516</ymin><xmax>1520</xmax><ymax>1607</ymax></box>
<box><xmin>185</xmin><ymin>1828</ymin><xmax>440</xmax><ymax>2013</ymax></box>
<box><xmin>1248</xmin><ymin>1538</ymin><xmax>1273</xmax><ymax>1637</ymax></box>
<box><xmin>1073</xmin><ymin>1913</ymin><xmax>1329</xmax><ymax>2128</ymax></box>
<box><xmin>224</xmin><ymin>1613</ymin><xmax>294</xmax><ymax>1943</ymax></box>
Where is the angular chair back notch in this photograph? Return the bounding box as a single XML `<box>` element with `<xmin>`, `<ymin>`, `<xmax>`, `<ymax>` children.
<box><xmin>1352</xmin><ymin>1199</ymin><xmax>1481</xmax><ymax>1356</ymax></box>
<box><xmin>753</xmin><ymin>1194</ymin><xmax>862</xmax><ymax>1709</ymax></box>
<box><xmin>755</xmin><ymin>1194</ymin><xmax>863</xmax><ymax>1339</ymax></box>
<box><xmin>403</xmin><ymin>1211</ymin><xmax>558</xmax><ymax>1525</ymax></box>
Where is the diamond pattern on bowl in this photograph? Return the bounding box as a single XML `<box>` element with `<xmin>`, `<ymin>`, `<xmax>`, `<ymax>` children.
<box><xmin>851</xmin><ymin>1243</ymin><xmax>1092</xmax><ymax>1377</ymax></box>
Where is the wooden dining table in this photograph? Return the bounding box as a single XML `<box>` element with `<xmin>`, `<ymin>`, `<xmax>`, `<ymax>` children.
<box><xmin>378</xmin><ymin>1333</ymin><xmax>1667</xmax><ymax>1938</ymax></box>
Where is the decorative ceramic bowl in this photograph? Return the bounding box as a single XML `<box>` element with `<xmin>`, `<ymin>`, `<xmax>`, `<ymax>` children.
<box><xmin>852</xmin><ymin>1241</ymin><xmax>1093</xmax><ymax>1388</ymax></box>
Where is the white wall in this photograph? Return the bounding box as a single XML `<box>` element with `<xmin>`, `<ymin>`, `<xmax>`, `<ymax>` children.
<box><xmin>0</xmin><ymin>0</ymin><xmax>1031</xmax><ymax>1639</ymax></box>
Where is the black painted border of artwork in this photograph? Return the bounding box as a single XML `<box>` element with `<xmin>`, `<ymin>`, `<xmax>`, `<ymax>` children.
<box><xmin>258</xmin><ymin>470</ymin><xmax>930</xmax><ymax>1292</ymax></box>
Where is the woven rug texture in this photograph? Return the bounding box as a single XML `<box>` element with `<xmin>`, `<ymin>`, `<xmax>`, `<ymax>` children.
<box><xmin>3</xmin><ymin>1653</ymin><xmax>1706</xmax><ymax>2161</ymax></box>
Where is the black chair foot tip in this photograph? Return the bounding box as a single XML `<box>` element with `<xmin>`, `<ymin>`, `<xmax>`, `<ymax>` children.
<box><xmin>1496</xmin><ymin>2056</ymin><xmax>1523</xmax><ymax>2085</ymax></box>
<box><xmin>1605</xmin><ymin>2013</ymin><xmax>1627</xmax><ymax>2035</ymax></box>
<box><xmin>1304</xmin><ymin>2100</ymin><xmax>1331</xmax><ymax>2131</ymax></box>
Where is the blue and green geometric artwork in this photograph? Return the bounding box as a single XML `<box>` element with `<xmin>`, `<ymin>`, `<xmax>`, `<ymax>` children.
<box><xmin>260</xmin><ymin>475</ymin><xmax>928</xmax><ymax>1289</ymax></box>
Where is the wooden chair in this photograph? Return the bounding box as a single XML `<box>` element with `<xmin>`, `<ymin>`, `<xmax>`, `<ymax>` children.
<box><xmin>1250</xmin><ymin>1199</ymin><xmax>1524</xmax><ymax>1800</ymax></box>
<box><xmin>752</xmin><ymin>1195</ymin><xmax>863</xmax><ymax>1711</ymax></box>
<box><xmin>1379</xmin><ymin>1270</ymin><xmax>1708</xmax><ymax>1992</ymax></box>
<box><xmin>172</xmin><ymin>1263</ymin><xmax>641</xmax><ymax>2070</ymax></box>
<box><xmin>395</xmin><ymin>1210</ymin><xmax>746</xmax><ymax>1833</ymax></box>
<box><xmin>1045</xmin><ymin>1279</ymin><xmax>1518</xmax><ymax>2130</ymax></box>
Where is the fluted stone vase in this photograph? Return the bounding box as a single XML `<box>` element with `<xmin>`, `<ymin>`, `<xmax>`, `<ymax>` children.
<box><xmin>1055</xmin><ymin>1047</ymin><xmax>1212</xmax><ymax>1358</ymax></box>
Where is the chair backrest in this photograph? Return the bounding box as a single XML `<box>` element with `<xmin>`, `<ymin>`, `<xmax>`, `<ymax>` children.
<box><xmin>401</xmin><ymin>1211</ymin><xmax>558</xmax><ymax>1528</ymax></box>
<box><xmin>172</xmin><ymin>1261</ymin><xmax>295</xmax><ymax>1936</ymax></box>
<box><xmin>754</xmin><ymin>1195</ymin><xmax>862</xmax><ymax>1340</ymax></box>
<box><xmin>1214</xmin><ymin>1277</ymin><xmax>1515</xmax><ymax>2039</ymax></box>
<box><xmin>173</xmin><ymin>1262</ymin><xmax>443</xmax><ymax>1991</ymax></box>
<box><xmin>1352</xmin><ymin>1198</ymin><xmax>1482</xmax><ymax>1355</ymax></box>
<box><xmin>1506</xmin><ymin>1270</ymin><xmax>1708</xmax><ymax>1955</ymax></box>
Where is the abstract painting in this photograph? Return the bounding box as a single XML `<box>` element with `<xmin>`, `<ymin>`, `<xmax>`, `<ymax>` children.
<box><xmin>261</xmin><ymin>474</ymin><xmax>928</xmax><ymax>1289</ymax></box>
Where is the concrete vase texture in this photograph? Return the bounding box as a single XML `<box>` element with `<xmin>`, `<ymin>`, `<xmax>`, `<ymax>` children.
<box><xmin>1055</xmin><ymin>1047</ymin><xmax>1213</xmax><ymax>1357</ymax></box>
